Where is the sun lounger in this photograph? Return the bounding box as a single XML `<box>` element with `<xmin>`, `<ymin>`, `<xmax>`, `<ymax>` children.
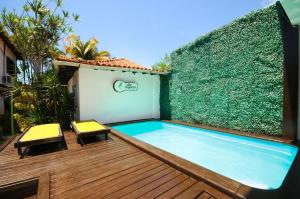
<box><xmin>14</xmin><ymin>123</ymin><xmax>64</xmax><ymax>156</ymax></box>
<box><xmin>71</xmin><ymin>120</ymin><xmax>110</xmax><ymax>146</ymax></box>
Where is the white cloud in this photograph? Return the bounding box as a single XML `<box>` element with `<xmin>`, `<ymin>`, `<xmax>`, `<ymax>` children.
<box><xmin>261</xmin><ymin>0</ymin><xmax>277</xmax><ymax>7</ymax></box>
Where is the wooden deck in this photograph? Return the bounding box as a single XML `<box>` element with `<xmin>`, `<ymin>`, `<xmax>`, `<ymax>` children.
<box><xmin>0</xmin><ymin>131</ymin><xmax>232</xmax><ymax>199</ymax></box>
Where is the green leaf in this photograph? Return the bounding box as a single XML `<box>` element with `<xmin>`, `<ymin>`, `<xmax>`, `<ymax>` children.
<box><xmin>73</xmin><ymin>14</ymin><xmax>79</xmax><ymax>21</ymax></box>
<box><xmin>57</xmin><ymin>0</ymin><xmax>63</xmax><ymax>7</ymax></box>
<box><xmin>162</xmin><ymin>4</ymin><xmax>284</xmax><ymax>135</ymax></box>
<box><xmin>62</xmin><ymin>10</ymin><xmax>69</xmax><ymax>18</ymax></box>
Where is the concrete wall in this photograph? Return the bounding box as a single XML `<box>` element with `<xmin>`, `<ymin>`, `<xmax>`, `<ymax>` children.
<box><xmin>76</xmin><ymin>67</ymin><xmax>160</xmax><ymax>124</ymax></box>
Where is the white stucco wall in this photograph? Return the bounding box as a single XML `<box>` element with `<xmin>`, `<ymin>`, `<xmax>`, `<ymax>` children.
<box><xmin>77</xmin><ymin>67</ymin><xmax>160</xmax><ymax>124</ymax></box>
<box><xmin>68</xmin><ymin>71</ymin><xmax>80</xmax><ymax>119</ymax></box>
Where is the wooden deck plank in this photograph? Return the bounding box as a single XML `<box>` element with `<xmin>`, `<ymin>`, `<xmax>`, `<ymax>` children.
<box><xmin>120</xmin><ymin>170</ymin><xmax>182</xmax><ymax>199</ymax></box>
<box><xmin>101</xmin><ymin>166</ymin><xmax>175</xmax><ymax>199</ymax></box>
<box><xmin>136</xmin><ymin>173</ymin><xmax>189</xmax><ymax>199</ymax></box>
<box><xmin>25</xmin><ymin>196</ymin><xmax>37</xmax><ymax>199</ymax></box>
<box><xmin>0</xmin><ymin>140</ymin><xmax>127</xmax><ymax>170</ymax></box>
<box><xmin>0</xmin><ymin>131</ymin><xmax>233</xmax><ymax>199</ymax></box>
<box><xmin>50</xmin><ymin>153</ymin><xmax>153</xmax><ymax>196</ymax></box>
<box><xmin>112</xmin><ymin>129</ymin><xmax>242</xmax><ymax>196</ymax></box>
<box><xmin>51</xmin><ymin>149</ymin><xmax>141</xmax><ymax>183</ymax></box>
<box><xmin>201</xmin><ymin>183</ymin><xmax>232</xmax><ymax>199</ymax></box>
<box><xmin>196</xmin><ymin>192</ymin><xmax>211</xmax><ymax>199</ymax></box>
<box><xmin>175</xmin><ymin>182</ymin><xmax>206</xmax><ymax>199</ymax></box>
<box><xmin>0</xmin><ymin>145</ymin><xmax>139</xmax><ymax>185</ymax></box>
<box><xmin>58</xmin><ymin>161</ymin><xmax>163</xmax><ymax>199</ymax></box>
<box><xmin>0</xmin><ymin>139</ymin><xmax>130</xmax><ymax>173</ymax></box>
<box><xmin>63</xmin><ymin>131</ymin><xmax>81</xmax><ymax>150</ymax></box>
<box><xmin>175</xmin><ymin>181</ymin><xmax>233</xmax><ymax>199</ymax></box>
<box><xmin>75</xmin><ymin>163</ymin><xmax>171</xmax><ymax>199</ymax></box>
<box><xmin>0</xmin><ymin>145</ymin><xmax>136</xmax><ymax>176</ymax></box>
<box><xmin>156</xmin><ymin>177</ymin><xmax>198</xmax><ymax>199</ymax></box>
<box><xmin>37</xmin><ymin>173</ymin><xmax>50</xmax><ymax>199</ymax></box>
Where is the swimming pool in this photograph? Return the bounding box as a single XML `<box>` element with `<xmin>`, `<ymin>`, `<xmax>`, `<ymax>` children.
<box><xmin>113</xmin><ymin>121</ymin><xmax>298</xmax><ymax>190</ymax></box>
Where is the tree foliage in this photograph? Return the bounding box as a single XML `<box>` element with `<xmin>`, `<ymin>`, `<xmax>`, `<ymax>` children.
<box><xmin>64</xmin><ymin>34</ymin><xmax>110</xmax><ymax>60</ymax></box>
<box><xmin>0</xmin><ymin>0</ymin><xmax>78</xmax><ymax>132</ymax></box>
<box><xmin>0</xmin><ymin>0</ymin><xmax>79</xmax><ymax>76</ymax></box>
<box><xmin>152</xmin><ymin>54</ymin><xmax>171</xmax><ymax>72</ymax></box>
<box><xmin>14</xmin><ymin>69</ymin><xmax>74</xmax><ymax>131</ymax></box>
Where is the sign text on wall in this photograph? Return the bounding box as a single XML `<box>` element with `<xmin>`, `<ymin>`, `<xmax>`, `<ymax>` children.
<box><xmin>113</xmin><ymin>80</ymin><xmax>138</xmax><ymax>92</ymax></box>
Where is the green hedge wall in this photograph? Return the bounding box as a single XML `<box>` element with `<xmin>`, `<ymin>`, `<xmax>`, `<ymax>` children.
<box><xmin>161</xmin><ymin>3</ymin><xmax>285</xmax><ymax>135</ymax></box>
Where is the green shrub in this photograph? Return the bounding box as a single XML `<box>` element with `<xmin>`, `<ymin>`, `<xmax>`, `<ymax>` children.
<box><xmin>162</xmin><ymin>3</ymin><xmax>285</xmax><ymax>135</ymax></box>
<box><xmin>14</xmin><ymin>70</ymin><xmax>74</xmax><ymax>132</ymax></box>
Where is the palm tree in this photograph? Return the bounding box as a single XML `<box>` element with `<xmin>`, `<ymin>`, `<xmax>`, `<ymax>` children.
<box><xmin>64</xmin><ymin>34</ymin><xmax>110</xmax><ymax>60</ymax></box>
<box><xmin>152</xmin><ymin>54</ymin><xmax>171</xmax><ymax>72</ymax></box>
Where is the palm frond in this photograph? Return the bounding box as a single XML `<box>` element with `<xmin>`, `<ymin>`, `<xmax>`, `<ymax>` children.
<box><xmin>96</xmin><ymin>50</ymin><xmax>110</xmax><ymax>60</ymax></box>
<box><xmin>64</xmin><ymin>34</ymin><xmax>110</xmax><ymax>60</ymax></box>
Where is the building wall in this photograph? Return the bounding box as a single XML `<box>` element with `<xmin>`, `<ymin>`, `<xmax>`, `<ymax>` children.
<box><xmin>77</xmin><ymin>67</ymin><xmax>160</xmax><ymax>124</ymax></box>
<box><xmin>68</xmin><ymin>71</ymin><xmax>80</xmax><ymax>119</ymax></box>
<box><xmin>0</xmin><ymin>38</ymin><xmax>17</xmax><ymax>116</ymax></box>
<box><xmin>0</xmin><ymin>38</ymin><xmax>4</xmax><ymax>75</ymax></box>
<box><xmin>0</xmin><ymin>38</ymin><xmax>17</xmax><ymax>76</ymax></box>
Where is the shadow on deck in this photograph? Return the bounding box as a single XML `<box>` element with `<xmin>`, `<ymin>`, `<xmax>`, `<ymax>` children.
<box><xmin>0</xmin><ymin>131</ymin><xmax>232</xmax><ymax>199</ymax></box>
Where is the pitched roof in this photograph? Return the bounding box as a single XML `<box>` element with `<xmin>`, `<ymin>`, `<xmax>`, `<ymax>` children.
<box><xmin>54</xmin><ymin>55</ymin><xmax>168</xmax><ymax>84</ymax></box>
<box><xmin>0</xmin><ymin>24</ymin><xmax>22</xmax><ymax>59</ymax></box>
<box><xmin>56</xmin><ymin>55</ymin><xmax>157</xmax><ymax>72</ymax></box>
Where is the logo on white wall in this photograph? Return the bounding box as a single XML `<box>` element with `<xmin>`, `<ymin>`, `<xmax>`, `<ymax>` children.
<box><xmin>113</xmin><ymin>80</ymin><xmax>138</xmax><ymax>92</ymax></box>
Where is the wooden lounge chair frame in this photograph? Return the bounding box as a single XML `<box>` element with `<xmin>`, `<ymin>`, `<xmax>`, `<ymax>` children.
<box><xmin>14</xmin><ymin>125</ymin><xmax>64</xmax><ymax>157</ymax></box>
<box><xmin>71</xmin><ymin>119</ymin><xmax>110</xmax><ymax>146</ymax></box>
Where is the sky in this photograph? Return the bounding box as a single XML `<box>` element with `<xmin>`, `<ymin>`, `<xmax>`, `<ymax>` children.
<box><xmin>1</xmin><ymin>0</ymin><xmax>277</xmax><ymax>67</ymax></box>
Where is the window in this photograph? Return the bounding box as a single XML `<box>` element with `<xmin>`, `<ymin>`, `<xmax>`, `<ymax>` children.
<box><xmin>6</xmin><ymin>57</ymin><xmax>16</xmax><ymax>75</ymax></box>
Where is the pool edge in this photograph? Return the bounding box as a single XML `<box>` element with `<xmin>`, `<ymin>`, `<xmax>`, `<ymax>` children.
<box><xmin>164</xmin><ymin>120</ymin><xmax>295</xmax><ymax>146</ymax></box>
<box><xmin>109</xmin><ymin>120</ymin><xmax>298</xmax><ymax>199</ymax></box>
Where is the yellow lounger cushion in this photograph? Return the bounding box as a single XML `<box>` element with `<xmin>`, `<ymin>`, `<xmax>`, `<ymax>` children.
<box><xmin>74</xmin><ymin>121</ymin><xmax>106</xmax><ymax>133</ymax></box>
<box><xmin>20</xmin><ymin>123</ymin><xmax>61</xmax><ymax>142</ymax></box>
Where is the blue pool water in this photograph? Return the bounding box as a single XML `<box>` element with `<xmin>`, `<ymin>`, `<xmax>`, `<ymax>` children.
<box><xmin>113</xmin><ymin>121</ymin><xmax>298</xmax><ymax>190</ymax></box>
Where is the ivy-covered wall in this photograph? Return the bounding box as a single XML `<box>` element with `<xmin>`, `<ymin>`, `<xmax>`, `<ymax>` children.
<box><xmin>161</xmin><ymin>3</ymin><xmax>286</xmax><ymax>135</ymax></box>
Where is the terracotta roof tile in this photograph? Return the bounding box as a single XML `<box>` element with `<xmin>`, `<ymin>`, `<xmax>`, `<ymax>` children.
<box><xmin>56</xmin><ymin>55</ymin><xmax>160</xmax><ymax>72</ymax></box>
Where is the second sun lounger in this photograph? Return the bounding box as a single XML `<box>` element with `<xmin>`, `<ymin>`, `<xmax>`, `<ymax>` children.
<box><xmin>71</xmin><ymin>120</ymin><xmax>110</xmax><ymax>146</ymax></box>
<box><xmin>14</xmin><ymin>123</ymin><xmax>64</xmax><ymax>157</ymax></box>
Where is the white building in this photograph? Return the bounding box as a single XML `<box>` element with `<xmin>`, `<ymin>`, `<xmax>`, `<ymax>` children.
<box><xmin>54</xmin><ymin>56</ymin><xmax>168</xmax><ymax>124</ymax></box>
<box><xmin>0</xmin><ymin>26</ymin><xmax>21</xmax><ymax>116</ymax></box>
